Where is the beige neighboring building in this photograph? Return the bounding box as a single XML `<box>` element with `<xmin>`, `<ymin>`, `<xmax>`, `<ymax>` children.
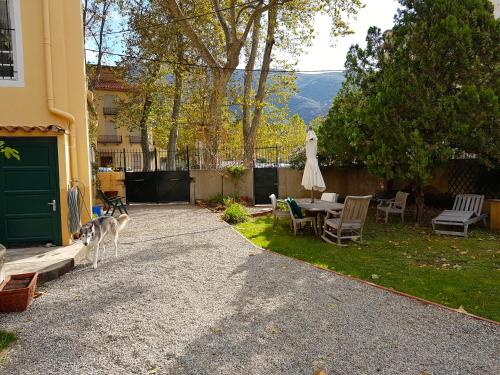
<box><xmin>0</xmin><ymin>0</ymin><xmax>91</xmax><ymax>246</ymax></box>
<box><xmin>93</xmin><ymin>66</ymin><xmax>155</xmax><ymax>171</ymax></box>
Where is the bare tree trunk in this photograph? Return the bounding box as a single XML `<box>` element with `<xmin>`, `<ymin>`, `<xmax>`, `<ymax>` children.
<box><xmin>250</xmin><ymin>6</ymin><xmax>277</xmax><ymax>137</ymax></box>
<box><xmin>242</xmin><ymin>15</ymin><xmax>262</xmax><ymax>166</ymax></box>
<box><xmin>166</xmin><ymin>69</ymin><xmax>183</xmax><ymax>170</ymax></box>
<box><xmin>243</xmin><ymin>6</ymin><xmax>277</xmax><ymax>166</ymax></box>
<box><xmin>414</xmin><ymin>186</ymin><xmax>425</xmax><ymax>224</ymax></box>
<box><xmin>89</xmin><ymin>0</ymin><xmax>110</xmax><ymax>90</ymax></box>
<box><xmin>83</xmin><ymin>0</ymin><xmax>89</xmax><ymax>36</ymax></box>
<box><xmin>139</xmin><ymin>95</ymin><xmax>153</xmax><ymax>172</ymax></box>
<box><xmin>166</xmin><ymin>36</ymin><xmax>184</xmax><ymax>171</ymax></box>
<box><xmin>205</xmin><ymin>70</ymin><xmax>231</xmax><ymax>167</ymax></box>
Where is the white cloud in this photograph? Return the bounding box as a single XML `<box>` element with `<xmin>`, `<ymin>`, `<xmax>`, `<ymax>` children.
<box><xmin>296</xmin><ymin>0</ymin><xmax>399</xmax><ymax>71</ymax></box>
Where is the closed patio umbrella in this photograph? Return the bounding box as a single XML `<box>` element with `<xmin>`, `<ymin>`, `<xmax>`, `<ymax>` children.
<box><xmin>301</xmin><ymin>129</ymin><xmax>325</xmax><ymax>202</ymax></box>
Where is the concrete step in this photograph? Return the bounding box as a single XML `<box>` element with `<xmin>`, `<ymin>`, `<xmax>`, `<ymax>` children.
<box><xmin>4</xmin><ymin>242</ymin><xmax>86</xmax><ymax>285</ymax></box>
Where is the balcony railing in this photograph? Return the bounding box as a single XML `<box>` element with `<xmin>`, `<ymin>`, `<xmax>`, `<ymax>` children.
<box><xmin>129</xmin><ymin>135</ymin><xmax>141</xmax><ymax>144</ymax></box>
<box><xmin>103</xmin><ymin>107</ymin><xmax>118</xmax><ymax>115</ymax></box>
<box><xmin>98</xmin><ymin>135</ymin><xmax>122</xmax><ymax>144</ymax></box>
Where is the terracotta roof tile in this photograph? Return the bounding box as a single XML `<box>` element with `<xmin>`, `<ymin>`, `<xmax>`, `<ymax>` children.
<box><xmin>0</xmin><ymin>125</ymin><xmax>68</xmax><ymax>134</ymax></box>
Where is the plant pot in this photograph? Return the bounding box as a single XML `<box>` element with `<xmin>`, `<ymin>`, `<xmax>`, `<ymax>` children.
<box><xmin>0</xmin><ymin>272</ymin><xmax>38</xmax><ymax>313</ymax></box>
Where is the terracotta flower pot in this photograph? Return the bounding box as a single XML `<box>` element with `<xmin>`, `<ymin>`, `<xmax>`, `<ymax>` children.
<box><xmin>0</xmin><ymin>272</ymin><xmax>38</xmax><ymax>313</ymax></box>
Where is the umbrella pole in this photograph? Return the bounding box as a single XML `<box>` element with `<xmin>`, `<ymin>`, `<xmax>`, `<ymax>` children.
<box><xmin>311</xmin><ymin>188</ymin><xmax>314</xmax><ymax>203</ymax></box>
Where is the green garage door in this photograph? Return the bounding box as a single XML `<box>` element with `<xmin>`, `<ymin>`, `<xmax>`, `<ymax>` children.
<box><xmin>0</xmin><ymin>137</ymin><xmax>62</xmax><ymax>247</ymax></box>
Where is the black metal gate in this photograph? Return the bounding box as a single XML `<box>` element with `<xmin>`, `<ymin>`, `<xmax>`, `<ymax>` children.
<box><xmin>254</xmin><ymin>167</ymin><xmax>278</xmax><ymax>204</ymax></box>
<box><xmin>125</xmin><ymin>171</ymin><xmax>190</xmax><ymax>203</ymax></box>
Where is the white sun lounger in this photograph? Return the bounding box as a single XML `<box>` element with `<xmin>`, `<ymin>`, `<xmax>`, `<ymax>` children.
<box><xmin>432</xmin><ymin>194</ymin><xmax>488</xmax><ymax>237</ymax></box>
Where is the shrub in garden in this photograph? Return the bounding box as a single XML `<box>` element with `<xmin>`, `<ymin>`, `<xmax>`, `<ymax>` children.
<box><xmin>223</xmin><ymin>203</ymin><xmax>249</xmax><ymax>224</ymax></box>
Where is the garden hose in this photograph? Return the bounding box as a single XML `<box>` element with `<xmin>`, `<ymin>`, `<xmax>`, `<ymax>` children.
<box><xmin>68</xmin><ymin>186</ymin><xmax>82</xmax><ymax>234</ymax></box>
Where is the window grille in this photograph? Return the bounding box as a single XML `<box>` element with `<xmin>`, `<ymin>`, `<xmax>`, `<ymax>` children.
<box><xmin>0</xmin><ymin>0</ymin><xmax>15</xmax><ymax>80</ymax></box>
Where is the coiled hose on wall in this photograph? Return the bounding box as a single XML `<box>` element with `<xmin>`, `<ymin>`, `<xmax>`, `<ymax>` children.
<box><xmin>68</xmin><ymin>186</ymin><xmax>82</xmax><ymax>234</ymax></box>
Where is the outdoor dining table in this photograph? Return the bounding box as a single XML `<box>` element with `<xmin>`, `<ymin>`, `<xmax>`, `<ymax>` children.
<box><xmin>296</xmin><ymin>198</ymin><xmax>344</xmax><ymax>235</ymax></box>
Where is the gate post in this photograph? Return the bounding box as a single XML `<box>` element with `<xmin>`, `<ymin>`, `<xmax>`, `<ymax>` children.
<box><xmin>122</xmin><ymin>148</ymin><xmax>126</xmax><ymax>171</ymax></box>
<box><xmin>186</xmin><ymin>146</ymin><xmax>190</xmax><ymax>171</ymax></box>
<box><xmin>275</xmin><ymin>145</ymin><xmax>279</xmax><ymax>167</ymax></box>
<box><xmin>154</xmin><ymin>148</ymin><xmax>158</xmax><ymax>171</ymax></box>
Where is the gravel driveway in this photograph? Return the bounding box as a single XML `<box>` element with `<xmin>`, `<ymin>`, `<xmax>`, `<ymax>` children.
<box><xmin>1</xmin><ymin>205</ymin><xmax>498</xmax><ymax>375</ymax></box>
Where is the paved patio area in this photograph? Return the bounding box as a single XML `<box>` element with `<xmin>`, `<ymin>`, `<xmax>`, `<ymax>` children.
<box><xmin>1</xmin><ymin>205</ymin><xmax>498</xmax><ymax>374</ymax></box>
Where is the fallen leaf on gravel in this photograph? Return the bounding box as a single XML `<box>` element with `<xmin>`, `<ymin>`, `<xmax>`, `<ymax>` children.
<box><xmin>33</xmin><ymin>291</ymin><xmax>46</xmax><ymax>299</ymax></box>
<box><xmin>329</xmin><ymin>303</ymin><xmax>337</xmax><ymax>309</ymax></box>
<box><xmin>268</xmin><ymin>326</ymin><xmax>282</xmax><ymax>334</ymax></box>
<box><xmin>211</xmin><ymin>327</ymin><xmax>222</xmax><ymax>335</ymax></box>
<box><xmin>314</xmin><ymin>370</ymin><xmax>328</xmax><ymax>375</ymax></box>
<box><xmin>371</xmin><ymin>274</ymin><xmax>380</xmax><ymax>279</ymax></box>
<box><xmin>148</xmin><ymin>367</ymin><xmax>158</xmax><ymax>374</ymax></box>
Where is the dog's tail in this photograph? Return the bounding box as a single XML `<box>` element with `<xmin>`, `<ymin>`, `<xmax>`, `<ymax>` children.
<box><xmin>117</xmin><ymin>214</ymin><xmax>129</xmax><ymax>232</ymax></box>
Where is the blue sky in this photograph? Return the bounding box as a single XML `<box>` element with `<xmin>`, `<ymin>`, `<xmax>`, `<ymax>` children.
<box><xmin>87</xmin><ymin>0</ymin><xmax>400</xmax><ymax>72</ymax></box>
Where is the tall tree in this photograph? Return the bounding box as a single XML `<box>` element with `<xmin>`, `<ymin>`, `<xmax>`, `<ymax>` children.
<box><xmin>319</xmin><ymin>0</ymin><xmax>499</xmax><ymax>222</ymax></box>
<box><xmin>240</xmin><ymin>0</ymin><xmax>361</xmax><ymax>164</ymax></box>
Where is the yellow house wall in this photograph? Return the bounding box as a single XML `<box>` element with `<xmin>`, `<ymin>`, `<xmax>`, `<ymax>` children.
<box><xmin>0</xmin><ymin>0</ymin><xmax>91</xmax><ymax>245</ymax></box>
<box><xmin>94</xmin><ymin>90</ymin><xmax>143</xmax><ymax>153</ymax></box>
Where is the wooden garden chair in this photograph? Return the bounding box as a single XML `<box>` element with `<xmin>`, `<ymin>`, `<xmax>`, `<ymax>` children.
<box><xmin>269</xmin><ymin>194</ymin><xmax>289</xmax><ymax>228</ymax></box>
<box><xmin>321</xmin><ymin>195</ymin><xmax>372</xmax><ymax>245</ymax></box>
<box><xmin>286</xmin><ymin>198</ymin><xmax>317</xmax><ymax>236</ymax></box>
<box><xmin>432</xmin><ymin>194</ymin><xmax>488</xmax><ymax>237</ymax></box>
<box><xmin>96</xmin><ymin>189</ymin><xmax>128</xmax><ymax>216</ymax></box>
<box><xmin>376</xmin><ymin>191</ymin><xmax>409</xmax><ymax>223</ymax></box>
<box><xmin>321</xmin><ymin>192</ymin><xmax>338</xmax><ymax>203</ymax></box>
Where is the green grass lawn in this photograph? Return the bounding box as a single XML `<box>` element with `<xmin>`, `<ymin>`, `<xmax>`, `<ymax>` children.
<box><xmin>0</xmin><ymin>330</ymin><xmax>16</xmax><ymax>362</ymax></box>
<box><xmin>236</xmin><ymin>215</ymin><xmax>500</xmax><ymax>322</ymax></box>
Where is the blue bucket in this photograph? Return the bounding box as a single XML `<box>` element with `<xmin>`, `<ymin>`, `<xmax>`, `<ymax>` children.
<box><xmin>92</xmin><ymin>205</ymin><xmax>102</xmax><ymax>217</ymax></box>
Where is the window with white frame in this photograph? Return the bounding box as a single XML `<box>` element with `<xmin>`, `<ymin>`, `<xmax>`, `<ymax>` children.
<box><xmin>0</xmin><ymin>0</ymin><xmax>23</xmax><ymax>86</ymax></box>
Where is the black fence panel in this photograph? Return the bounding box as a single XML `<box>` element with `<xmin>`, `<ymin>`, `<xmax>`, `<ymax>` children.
<box><xmin>96</xmin><ymin>145</ymin><xmax>297</xmax><ymax>171</ymax></box>
<box><xmin>254</xmin><ymin>168</ymin><xmax>278</xmax><ymax>204</ymax></box>
<box><xmin>449</xmin><ymin>159</ymin><xmax>500</xmax><ymax>199</ymax></box>
<box><xmin>125</xmin><ymin>172</ymin><xmax>158</xmax><ymax>203</ymax></box>
<box><xmin>96</xmin><ymin>148</ymin><xmax>190</xmax><ymax>172</ymax></box>
<box><xmin>125</xmin><ymin>171</ymin><xmax>190</xmax><ymax>203</ymax></box>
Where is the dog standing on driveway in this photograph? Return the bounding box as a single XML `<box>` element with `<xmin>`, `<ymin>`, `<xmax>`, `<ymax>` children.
<box><xmin>79</xmin><ymin>214</ymin><xmax>129</xmax><ymax>269</ymax></box>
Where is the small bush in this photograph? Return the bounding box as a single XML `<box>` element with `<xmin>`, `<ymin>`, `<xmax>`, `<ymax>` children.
<box><xmin>223</xmin><ymin>203</ymin><xmax>249</xmax><ymax>224</ymax></box>
<box><xmin>226</xmin><ymin>165</ymin><xmax>246</xmax><ymax>179</ymax></box>
<box><xmin>209</xmin><ymin>192</ymin><xmax>224</xmax><ymax>205</ymax></box>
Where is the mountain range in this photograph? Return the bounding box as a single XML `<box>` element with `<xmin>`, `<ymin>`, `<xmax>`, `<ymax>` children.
<box><xmin>289</xmin><ymin>72</ymin><xmax>345</xmax><ymax>123</ymax></box>
<box><xmin>230</xmin><ymin>71</ymin><xmax>344</xmax><ymax>123</ymax></box>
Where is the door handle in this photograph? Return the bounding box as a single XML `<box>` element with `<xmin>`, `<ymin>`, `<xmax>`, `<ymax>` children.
<box><xmin>48</xmin><ymin>199</ymin><xmax>57</xmax><ymax>212</ymax></box>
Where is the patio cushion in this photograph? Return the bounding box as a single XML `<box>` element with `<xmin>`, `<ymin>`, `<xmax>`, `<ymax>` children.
<box><xmin>287</xmin><ymin>197</ymin><xmax>304</xmax><ymax>218</ymax></box>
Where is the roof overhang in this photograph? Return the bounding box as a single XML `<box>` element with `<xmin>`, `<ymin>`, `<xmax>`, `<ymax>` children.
<box><xmin>0</xmin><ymin>125</ymin><xmax>69</xmax><ymax>135</ymax></box>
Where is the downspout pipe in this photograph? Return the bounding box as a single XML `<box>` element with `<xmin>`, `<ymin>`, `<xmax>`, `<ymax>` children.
<box><xmin>42</xmin><ymin>0</ymin><xmax>79</xmax><ymax>184</ymax></box>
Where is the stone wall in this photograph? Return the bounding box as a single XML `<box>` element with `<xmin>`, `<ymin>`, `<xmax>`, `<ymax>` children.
<box><xmin>278</xmin><ymin>167</ymin><xmax>385</xmax><ymax>199</ymax></box>
<box><xmin>95</xmin><ymin>166</ymin><xmax>451</xmax><ymax>205</ymax></box>
<box><xmin>190</xmin><ymin>169</ymin><xmax>254</xmax><ymax>202</ymax></box>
